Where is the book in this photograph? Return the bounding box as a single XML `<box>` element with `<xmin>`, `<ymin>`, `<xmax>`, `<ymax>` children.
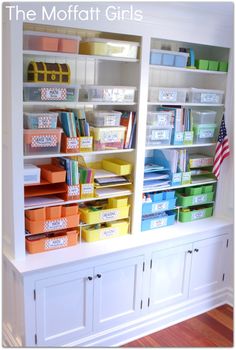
<box><xmin>120</xmin><ymin>111</ymin><xmax>133</xmax><ymax>148</ymax></box>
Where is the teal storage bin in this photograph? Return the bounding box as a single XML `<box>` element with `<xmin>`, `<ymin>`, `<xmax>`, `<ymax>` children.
<box><xmin>163</xmin><ymin>190</ymin><xmax>175</xmax><ymax>200</ymax></box>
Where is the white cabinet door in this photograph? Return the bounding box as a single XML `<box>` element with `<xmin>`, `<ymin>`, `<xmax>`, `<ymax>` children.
<box><xmin>35</xmin><ymin>268</ymin><xmax>93</xmax><ymax>346</ymax></box>
<box><xmin>149</xmin><ymin>243</ymin><xmax>192</xmax><ymax>311</ymax></box>
<box><xmin>189</xmin><ymin>235</ymin><xmax>227</xmax><ymax>298</ymax></box>
<box><xmin>93</xmin><ymin>255</ymin><xmax>144</xmax><ymax>332</ymax></box>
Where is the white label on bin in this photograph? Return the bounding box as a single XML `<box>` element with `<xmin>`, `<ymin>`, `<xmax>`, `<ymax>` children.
<box><xmin>68</xmin><ymin>186</ymin><xmax>80</xmax><ymax>197</ymax></box>
<box><xmin>192</xmin><ymin>209</ymin><xmax>205</xmax><ymax>220</ymax></box>
<box><xmin>159</xmin><ymin>90</ymin><xmax>177</xmax><ymax>102</ymax></box>
<box><xmin>81</xmin><ymin>184</ymin><xmax>93</xmax><ymax>194</ymax></box>
<box><xmin>151</xmin><ymin>129</ymin><xmax>169</xmax><ymax>140</ymax></box>
<box><xmin>41</xmin><ymin>88</ymin><xmax>67</xmax><ymax>101</ymax></box>
<box><xmin>101</xmin><ymin>130</ymin><xmax>119</xmax><ymax>143</ymax></box>
<box><xmin>31</xmin><ymin>135</ymin><xmax>57</xmax><ymax>147</ymax></box>
<box><xmin>193</xmin><ymin>194</ymin><xmax>207</xmax><ymax>204</ymax></box>
<box><xmin>67</xmin><ymin>138</ymin><xmax>79</xmax><ymax>149</ymax></box>
<box><xmin>38</xmin><ymin>116</ymin><xmax>53</xmax><ymax>128</ymax></box>
<box><xmin>150</xmin><ymin>217</ymin><xmax>168</xmax><ymax>229</ymax></box>
<box><xmin>199</xmin><ymin>129</ymin><xmax>214</xmax><ymax>138</ymax></box>
<box><xmin>44</xmin><ymin>218</ymin><xmax>68</xmax><ymax>232</ymax></box>
<box><xmin>100</xmin><ymin>209</ymin><xmax>119</xmax><ymax>221</ymax></box>
<box><xmin>172</xmin><ymin>173</ymin><xmax>182</xmax><ymax>184</ymax></box>
<box><xmin>175</xmin><ymin>132</ymin><xmax>184</xmax><ymax>142</ymax></box>
<box><xmin>184</xmin><ymin>132</ymin><xmax>193</xmax><ymax>141</ymax></box>
<box><xmin>157</xmin><ymin>113</ymin><xmax>169</xmax><ymax>126</ymax></box>
<box><xmin>45</xmin><ymin>237</ymin><xmax>68</xmax><ymax>250</ymax></box>
<box><xmin>200</xmin><ymin>93</ymin><xmax>218</xmax><ymax>103</ymax></box>
<box><xmin>80</xmin><ymin>137</ymin><xmax>93</xmax><ymax>148</ymax></box>
<box><xmin>152</xmin><ymin>201</ymin><xmax>169</xmax><ymax>213</ymax></box>
<box><xmin>104</xmin><ymin>116</ymin><xmax>118</xmax><ymax>126</ymax></box>
<box><xmin>100</xmin><ymin>227</ymin><xmax>118</xmax><ymax>239</ymax></box>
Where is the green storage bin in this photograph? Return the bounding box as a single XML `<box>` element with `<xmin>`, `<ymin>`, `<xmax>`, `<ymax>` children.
<box><xmin>208</xmin><ymin>60</ymin><xmax>219</xmax><ymax>71</ymax></box>
<box><xmin>185</xmin><ymin>186</ymin><xmax>203</xmax><ymax>196</ymax></box>
<box><xmin>218</xmin><ymin>61</ymin><xmax>228</xmax><ymax>72</ymax></box>
<box><xmin>202</xmin><ymin>184</ymin><xmax>214</xmax><ymax>193</ymax></box>
<box><xmin>176</xmin><ymin>191</ymin><xmax>214</xmax><ymax>207</ymax></box>
<box><xmin>195</xmin><ymin>59</ymin><xmax>209</xmax><ymax>70</ymax></box>
<box><xmin>179</xmin><ymin>205</ymin><xmax>213</xmax><ymax>223</ymax></box>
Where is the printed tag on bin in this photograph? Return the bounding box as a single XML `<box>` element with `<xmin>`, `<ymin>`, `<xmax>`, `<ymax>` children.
<box><xmin>80</xmin><ymin>137</ymin><xmax>93</xmax><ymax>148</ymax></box>
<box><xmin>200</xmin><ymin>93</ymin><xmax>218</xmax><ymax>104</ymax></box>
<box><xmin>45</xmin><ymin>237</ymin><xmax>68</xmax><ymax>250</ymax></box>
<box><xmin>193</xmin><ymin>194</ymin><xmax>207</xmax><ymax>205</ymax></box>
<box><xmin>100</xmin><ymin>210</ymin><xmax>119</xmax><ymax>222</ymax></box>
<box><xmin>100</xmin><ymin>227</ymin><xmax>118</xmax><ymax>239</ymax></box>
<box><xmin>68</xmin><ymin>185</ymin><xmax>80</xmax><ymax>197</ymax></box>
<box><xmin>159</xmin><ymin>90</ymin><xmax>177</xmax><ymax>102</ymax></box>
<box><xmin>191</xmin><ymin>209</ymin><xmax>205</xmax><ymax>220</ymax></box>
<box><xmin>67</xmin><ymin>138</ymin><xmax>79</xmax><ymax>149</ymax></box>
<box><xmin>150</xmin><ymin>217</ymin><xmax>168</xmax><ymax>229</ymax></box>
<box><xmin>41</xmin><ymin>88</ymin><xmax>67</xmax><ymax>101</ymax></box>
<box><xmin>152</xmin><ymin>201</ymin><xmax>169</xmax><ymax>213</ymax></box>
<box><xmin>44</xmin><ymin>218</ymin><xmax>68</xmax><ymax>232</ymax></box>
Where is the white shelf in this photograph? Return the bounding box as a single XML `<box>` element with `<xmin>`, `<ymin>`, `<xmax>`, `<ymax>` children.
<box><xmin>143</xmin><ymin>179</ymin><xmax>217</xmax><ymax>193</ymax></box>
<box><xmin>23</xmin><ymin>50</ymin><xmax>139</xmax><ymax>63</ymax></box>
<box><xmin>24</xmin><ymin>190</ymin><xmax>133</xmax><ymax>210</ymax></box>
<box><xmin>23</xmin><ymin>101</ymin><xmax>137</xmax><ymax>107</ymax></box>
<box><xmin>24</xmin><ymin>148</ymin><xmax>135</xmax><ymax>160</ymax></box>
<box><xmin>147</xmin><ymin>102</ymin><xmax>224</xmax><ymax>107</ymax></box>
<box><xmin>149</xmin><ymin>64</ymin><xmax>227</xmax><ymax>75</ymax></box>
<box><xmin>145</xmin><ymin>143</ymin><xmax>216</xmax><ymax>150</ymax></box>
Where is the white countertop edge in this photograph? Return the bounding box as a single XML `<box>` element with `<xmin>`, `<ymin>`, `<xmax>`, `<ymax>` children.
<box><xmin>6</xmin><ymin>215</ymin><xmax>233</xmax><ymax>275</ymax></box>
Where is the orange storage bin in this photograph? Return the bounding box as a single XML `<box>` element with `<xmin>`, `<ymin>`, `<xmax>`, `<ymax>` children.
<box><xmin>25</xmin><ymin>207</ymin><xmax>46</xmax><ymax>221</ymax></box>
<box><xmin>25</xmin><ymin>213</ymin><xmax>80</xmax><ymax>234</ymax></box>
<box><xmin>60</xmin><ymin>184</ymin><xmax>80</xmax><ymax>201</ymax></box>
<box><xmin>23</xmin><ymin>31</ymin><xmax>59</xmax><ymax>52</ymax></box>
<box><xmin>26</xmin><ymin>229</ymin><xmax>78</xmax><ymax>254</ymax></box>
<box><xmin>61</xmin><ymin>134</ymin><xmax>80</xmax><ymax>153</ymax></box>
<box><xmin>46</xmin><ymin>205</ymin><xmax>62</xmax><ymax>220</ymax></box>
<box><xmin>24</xmin><ymin>128</ymin><xmax>63</xmax><ymax>155</ymax></box>
<box><xmin>40</xmin><ymin>164</ymin><xmax>66</xmax><ymax>183</ymax></box>
<box><xmin>61</xmin><ymin>204</ymin><xmax>78</xmax><ymax>217</ymax></box>
<box><xmin>58</xmin><ymin>35</ymin><xmax>81</xmax><ymax>53</ymax></box>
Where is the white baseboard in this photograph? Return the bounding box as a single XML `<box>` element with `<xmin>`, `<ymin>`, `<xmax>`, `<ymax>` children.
<box><xmin>225</xmin><ymin>287</ymin><xmax>234</xmax><ymax>307</ymax></box>
<box><xmin>70</xmin><ymin>288</ymin><xmax>230</xmax><ymax>347</ymax></box>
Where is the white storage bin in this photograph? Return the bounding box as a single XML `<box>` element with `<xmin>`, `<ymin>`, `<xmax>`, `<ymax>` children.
<box><xmin>146</xmin><ymin>126</ymin><xmax>172</xmax><ymax>145</ymax></box>
<box><xmin>191</xmin><ymin>110</ymin><xmax>217</xmax><ymax>124</ymax></box>
<box><xmin>149</xmin><ymin>87</ymin><xmax>187</xmax><ymax>103</ymax></box>
<box><xmin>24</xmin><ymin>164</ymin><xmax>41</xmax><ymax>184</ymax></box>
<box><xmin>80</xmin><ymin>85</ymin><xmax>136</xmax><ymax>103</ymax></box>
<box><xmin>24</xmin><ymin>112</ymin><xmax>58</xmax><ymax>129</ymax></box>
<box><xmin>147</xmin><ymin>111</ymin><xmax>173</xmax><ymax>127</ymax></box>
<box><xmin>86</xmin><ymin>110</ymin><xmax>122</xmax><ymax>127</ymax></box>
<box><xmin>23</xmin><ymin>83</ymin><xmax>79</xmax><ymax>102</ymax></box>
<box><xmin>188</xmin><ymin>88</ymin><xmax>224</xmax><ymax>104</ymax></box>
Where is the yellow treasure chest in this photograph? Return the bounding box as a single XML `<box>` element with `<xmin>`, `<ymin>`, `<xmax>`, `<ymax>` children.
<box><xmin>27</xmin><ymin>61</ymin><xmax>71</xmax><ymax>84</ymax></box>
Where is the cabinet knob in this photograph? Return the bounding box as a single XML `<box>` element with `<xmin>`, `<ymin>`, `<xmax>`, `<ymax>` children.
<box><xmin>187</xmin><ymin>250</ymin><xmax>193</xmax><ymax>254</ymax></box>
<box><xmin>194</xmin><ymin>248</ymin><xmax>199</xmax><ymax>252</ymax></box>
<box><xmin>97</xmin><ymin>274</ymin><xmax>102</xmax><ymax>278</ymax></box>
<box><xmin>88</xmin><ymin>276</ymin><xmax>93</xmax><ymax>281</ymax></box>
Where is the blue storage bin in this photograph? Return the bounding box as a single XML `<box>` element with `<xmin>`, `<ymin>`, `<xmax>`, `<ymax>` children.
<box><xmin>162</xmin><ymin>52</ymin><xmax>175</xmax><ymax>66</ymax></box>
<box><xmin>174</xmin><ymin>52</ymin><xmax>189</xmax><ymax>67</ymax></box>
<box><xmin>150</xmin><ymin>192</ymin><xmax>163</xmax><ymax>202</ymax></box>
<box><xmin>172</xmin><ymin>131</ymin><xmax>184</xmax><ymax>145</ymax></box>
<box><xmin>171</xmin><ymin>173</ymin><xmax>182</xmax><ymax>186</ymax></box>
<box><xmin>163</xmin><ymin>190</ymin><xmax>175</xmax><ymax>200</ymax></box>
<box><xmin>142</xmin><ymin>198</ymin><xmax>176</xmax><ymax>215</ymax></box>
<box><xmin>141</xmin><ymin>211</ymin><xmax>176</xmax><ymax>231</ymax></box>
<box><xmin>150</xmin><ymin>50</ymin><xmax>162</xmax><ymax>65</ymax></box>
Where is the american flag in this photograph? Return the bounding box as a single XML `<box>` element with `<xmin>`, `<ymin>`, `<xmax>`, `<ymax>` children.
<box><xmin>213</xmin><ymin>115</ymin><xmax>230</xmax><ymax>179</ymax></box>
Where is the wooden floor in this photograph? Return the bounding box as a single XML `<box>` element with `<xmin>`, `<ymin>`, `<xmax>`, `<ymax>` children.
<box><xmin>123</xmin><ymin>305</ymin><xmax>233</xmax><ymax>347</ymax></box>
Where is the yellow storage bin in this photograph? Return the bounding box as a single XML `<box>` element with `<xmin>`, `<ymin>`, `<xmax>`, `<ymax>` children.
<box><xmin>80</xmin><ymin>183</ymin><xmax>94</xmax><ymax>199</ymax></box>
<box><xmin>80</xmin><ymin>136</ymin><xmax>93</xmax><ymax>152</ymax></box>
<box><xmin>79</xmin><ymin>205</ymin><xmax>130</xmax><ymax>224</ymax></box>
<box><xmin>82</xmin><ymin>220</ymin><xmax>129</xmax><ymax>242</ymax></box>
<box><xmin>108</xmin><ymin>197</ymin><xmax>128</xmax><ymax>208</ymax></box>
<box><xmin>102</xmin><ymin>158</ymin><xmax>132</xmax><ymax>175</ymax></box>
<box><xmin>79</xmin><ymin>38</ymin><xmax>139</xmax><ymax>59</ymax></box>
<box><xmin>91</xmin><ymin>126</ymin><xmax>126</xmax><ymax>151</ymax></box>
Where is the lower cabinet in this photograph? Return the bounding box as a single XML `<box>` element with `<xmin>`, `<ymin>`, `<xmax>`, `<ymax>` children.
<box><xmin>34</xmin><ymin>268</ymin><xmax>93</xmax><ymax>346</ymax></box>
<box><xmin>147</xmin><ymin>235</ymin><xmax>229</xmax><ymax>313</ymax></box>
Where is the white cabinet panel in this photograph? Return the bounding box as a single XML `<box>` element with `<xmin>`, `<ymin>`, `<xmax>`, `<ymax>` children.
<box><xmin>149</xmin><ymin>243</ymin><xmax>192</xmax><ymax>310</ymax></box>
<box><xmin>35</xmin><ymin>268</ymin><xmax>93</xmax><ymax>346</ymax></box>
<box><xmin>93</xmin><ymin>256</ymin><xmax>143</xmax><ymax>331</ymax></box>
<box><xmin>189</xmin><ymin>236</ymin><xmax>227</xmax><ymax>298</ymax></box>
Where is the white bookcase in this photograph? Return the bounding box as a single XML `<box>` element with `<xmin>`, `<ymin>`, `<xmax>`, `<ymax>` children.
<box><xmin>3</xmin><ymin>4</ymin><xmax>233</xmax><ymax>347</ymax></box>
